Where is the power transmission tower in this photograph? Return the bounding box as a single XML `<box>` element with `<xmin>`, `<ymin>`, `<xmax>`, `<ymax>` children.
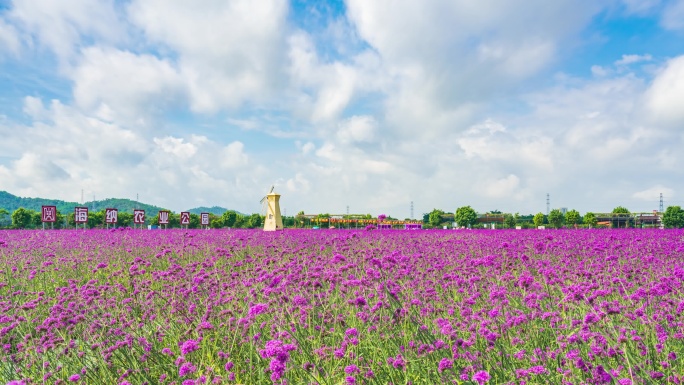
<box><xmin>659</xmin><ymin>193</ymin><xmax>664</xmax><ymax>213</ymax></box>
<box><xmin>410</xmin><ymin>201</ymin><xmax>414</xmax><ymax>220</ymax></box>
<box><xmin>346</xmin><ymin>205</ymin><xmax>349</xmax><ymax>216</ymax></box>
<box><xmin>546</xmin><ymin>193</ymin><xmax>550</xmax><ymax>216</ymax></box>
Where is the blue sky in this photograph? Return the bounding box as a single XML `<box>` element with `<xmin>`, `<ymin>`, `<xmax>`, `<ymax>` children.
<box><xmin>1</xmin><ymin>0</ymin><xmax>683</xmax><ymax>217</ymax></box>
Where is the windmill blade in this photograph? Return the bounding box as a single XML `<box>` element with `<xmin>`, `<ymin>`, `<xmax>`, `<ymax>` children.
<box><xmin>259</xmin><ymin>196</ymin><xmax>266</xmax><ymax>204</ymax></box>
<box><xmin>269</xmin><ymin>185</ymin><xmax>274</xmax><ymax>194</ymax></box>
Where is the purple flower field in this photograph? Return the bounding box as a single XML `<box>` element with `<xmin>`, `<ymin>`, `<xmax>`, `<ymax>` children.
<box><xmin>1</xmin><ymin>229</ymin><xmax>683</xmax><ymax>384</ymax></box>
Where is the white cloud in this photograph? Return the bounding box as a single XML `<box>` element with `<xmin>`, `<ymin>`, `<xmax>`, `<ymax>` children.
<box><xmin>482</xmin><ymin>174</ymin><xmax>521</xmax><ymax>199</ymax></box>
<box><xmin>285</xmin><ymin>172</ymin><xmax>310</xmax><ymax>192</ymax></box>
<box><xmin>221</xmin><ymin>142</ymin><xmax>249</xmax><ymax>169</ymax></box>
<box><xmin>632</xmin><ymin>185</ymin><xmax>673</xmax><ymax>201</ymax></box>
<box><xmin>71</xmin><ymin>47</ymin><xmax>185</xmax><ymax>125</ymax></box>
<box><xmin>615</xmin><ymin>54</ymin><xmax>652</xmax><ymax>66</ymax></box>
<box><xmin>22</xmin><ymin>96</ymin><xmax>47</xmax><ymax>119</ymax></box>
<box><xmin>0</xmin><ymin>18</ymin><xmax>20</xmax><ymax>56</ymax></box>
<box><xmin>661</xmin><ymin>0</ymin><xmax>684</xmax><ymax>30</ymax></box>
<box><xmin>127</xmin><ymin>0</ymin><xmax>289</xmax><ymax>113</ymax></box>
<box><xmin>336</xmin><ymin>115</ymin><xmax>376</xmax><ymax>143</ymax></box>
<box><xmin>153</xmin><ymin>136</ymin><xmax>197</xmax><ymax>159</ymax></box>
<box><xmin>8</xmin><ymin>0</ymin><xmax>125</xmax><ymax>60</ymax></box>
<box><xmin>0</xmin><ymin>97</ymin><xmax>262</xmax><ymax>212</ymax></box>
<box><xmin>646</xmin><ymin>55</ymin><xmax>684</xmax><ymax>126</ymax></box>
<box><xmin>621</xmin><ymin>0</ymin><xmax>661</xmax><ymax>15</ymax></box>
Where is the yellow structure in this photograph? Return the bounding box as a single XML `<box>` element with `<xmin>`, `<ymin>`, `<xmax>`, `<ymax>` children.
<box><xmin>263</xmin><ymin>191</ymin><xmax>283</xmax><ymax>231</ymax></box>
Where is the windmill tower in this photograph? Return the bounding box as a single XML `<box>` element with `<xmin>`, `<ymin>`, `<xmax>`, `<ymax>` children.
<box><xmin>260</xmin><ymin>186</ymin><xmax>283</xmax><ymax>231</ymax></box>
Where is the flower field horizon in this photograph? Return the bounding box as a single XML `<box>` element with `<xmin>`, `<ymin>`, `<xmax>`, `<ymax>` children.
<box><xmin>0</xmin><ymin>228</ymin><xmax>683</xmax><ymax>384</ymax></box>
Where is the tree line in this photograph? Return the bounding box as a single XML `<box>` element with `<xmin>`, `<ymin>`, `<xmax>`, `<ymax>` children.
<box><xmin>0</xmin><ymin>207</ymin><xmax>272</xmax><ymax>229</ymax></box>
<box><xmin>425</xmin><ymin>205</ymin><xmax>684</xmax><ymax>229</ymax></box>
<box><xmin>3</xmin><ymin>205</ymin><xmax>684</xmax><ymax>230</ymax></box>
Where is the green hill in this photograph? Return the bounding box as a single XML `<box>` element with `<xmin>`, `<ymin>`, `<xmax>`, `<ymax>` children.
<box><xmin>186</xmin><ymin>206</ymin><xmax>246</xmax><ymax>216</ymax></box>
<box><xmin>0</xmin><ymin>191</ymin><xmax>166</xmax><ymax>214</ymax></box>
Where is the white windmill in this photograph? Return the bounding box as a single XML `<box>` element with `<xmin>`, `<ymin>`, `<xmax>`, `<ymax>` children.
<box><xmin>260</xmin><ymin>185</ymin><xmax>283</xmax><ymax>231</ymax></box>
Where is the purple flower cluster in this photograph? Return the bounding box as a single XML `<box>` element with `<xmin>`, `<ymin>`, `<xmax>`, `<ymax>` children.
<box><xmin>259</xmin><ymin>339</ymin><xmax>297</xmax><ymax>381</ymax></box>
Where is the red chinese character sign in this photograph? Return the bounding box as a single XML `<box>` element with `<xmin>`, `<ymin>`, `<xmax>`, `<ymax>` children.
<box><xmin>74</xmin><ymin>207</ymin><xmax>88</xmax><ymax>229</ymax></box>
<box><xmin>134</xmin><ymin>210</ymin><xmax>145</xmax><ymax>229</ymax></box>
<box><xmin>201</xmin><ymin>212</ymin><xmax>210</xmax><ymax>228</ymax></box>
<box><xmin>158</xmin><ymin>211</ymin><xmax>170</xmax><ymax>228</ymax></box>
<box><xmin>42</xmin><ymin>205</ymin><xmax>57</xmax><ymax>229</ymax></box>
<box><xmin>105</xmin><ymin>208</ymin><xmax>118</xmax><ymax>228</ymax></box>
<box><xmin>42</xmin><ymin>206</ymin><xmax>57</xmax><ymax>222</ymax></box>
<box><xmin>180</xmin><ymin>212</ymin><xmax>190</xmax><ymax>228</ymax></box>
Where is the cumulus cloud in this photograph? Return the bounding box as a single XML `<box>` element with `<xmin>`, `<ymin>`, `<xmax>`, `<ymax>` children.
<box><xmin>8</xmin><ymin>0</ymin><xmax>125</xmax><ymax>60</ymax></box>
<box><xmin>71</xmin><ymin>47</ymin><xmax>185</xmax><ymax>125</ymax></box>
<box><xmin>127</xmin><ymin>0</ymin><xmax>289</xmax><ymax>113</ymax></box>
<box><xmin>646</xmin><ymin>55</ymin><xmax>684</xmax><ymax>126</ymax></box>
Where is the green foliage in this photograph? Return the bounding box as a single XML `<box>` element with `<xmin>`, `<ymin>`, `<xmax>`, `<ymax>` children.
<box><xmin>222</xmin><ymin>211</ymin><xmax>238</xmax><ymax>228</ymax></box>
<box><xmin>548</xmin><ymin>209</ymin><xmax>564</xmax><ymax>229</ymax></box>
<box><xmin>533</xmin><ymin>212</ymin><xmax>545</xmax><ymax>227</ymax></box>
<box><xmin>248</xmin><ymin>213</ymin><xmax>263</xmax><ymax>228</ymax></box>
<box><xmin>428</xmin><ymin>209</ymin><xmax>445</xmax><ymax>228</ymax></box>
<box><xmin>503</xmin><ymin>214</ymin><xmax>516</xmax><ymax>228</ymax></box>
<box><xmin>0</xmin><ymin>208</ymin><xmax>9</xmax><ymax>228</ymax></box>
<box><xmin>11</xmin><ymin>207</ymin><xmax>34</xmax><ymax>229</ymax></box>
<box><xmin>454</xmin><ymin>206</ymin><xmax>478</xmax><ymax>228</ymax></box>
<box><xmin>565</xmin><ymin>209</ymin><xmax>581</xmax><ymax>226</ymax></box>
<box><xmin>584</xmin><ymin>212</ymin><xmax>597</xmax><ymax>228</ymax></box>
<box><xmin>189</xmin><ymin>213</ymin><xmax>201</xmax><ymax>229</ymax></box>
<box><xmin>612</xmin><ymin>206</ymin><xmax>630</xmax><ymax>214</ymax></box>
<box><xmin>209</xmin><ymin>214</ymin><xmax>223</xmax><ymax>229</ymax></box>
<box><xmin>663</xmin><ymin>206</ymin><xmax>684</xmax><ymax>228</ymax></box>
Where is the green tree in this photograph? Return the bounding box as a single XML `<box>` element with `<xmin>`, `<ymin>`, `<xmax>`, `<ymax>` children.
<box><xmin>428</xmin><ymin>209</ymin><xmax>445</xmax><ymax>228</ymax></box>
<box><xmin>565</xmin><ymin>209</ymin><xmax>581</xmax><ymax>227</ymax></box>
<box><xmin>0</xmin><ymin>208</ymin><xmax>9</xmax><ymax>228</ymax></box>
<box><xmin>209</xmin><ymin>214</ymin><xmax>223</xmax><ymax>229</ymax></box>
<box><xmin>454</xmin><ymin>206</ymin><xmax>478</xmax><ymax>228</ymax></box>
<box><xmin>234</xmin><ymin>215</ymin><xmax>246</xmax><ymax>228</ymax></box>
<box><xmin>31</xmin><ymin>211</ymin><xmax>43</xmax><ymax>228</ymax></box>
<box><xmin>189</xmin><ymin>213</ymin><xmax>201</xmax><ymax>229</ymax></box>
<box><xmin>612</xmin><ymin>206</ymin><xmax>630</xmax><ymax>214</ymax></box>
<box><xmin>503</xmin><ymin>214</ymin><xmax>516</xmax><ymax>229</ymax></box>
<box><xmin>247</xmin><ymin>213</ymin><xmax>263</xmax><ymax>228</ymax></box>
<box><xmin>584</xmin><ymin>212</ymin><xmax>597</xmax><ymax>228</ymax></box>
<box><xmin>663</xmin><ymin>206</ymin><xmax>684</xmax><ymax>228</ymax></box>
<box><xmin>222</xmin><ymin>211</ymin><xmax>238</xmax><ymax>228</ymax></box>
<box><xmin>533</xmin><ymin>212</ymin><xmax>545</xmax><ymax>228</ymax></box>
<box><xmin>295</xmin><ymin>211</ymin><xmax>306</xmax><ymax>228</ymax></box>
<box><xmin>88</xmin><ymin>210</ymin><xmax>105</xmax><ymax>228</ymax></box>
<box><xmin>11</xmin><ymin>207</ymin><xmax>34</xmax><ymax>229</ymax></box>
<box><xmin>548</xmin><ymin>209</ymin><xmax>564</xmax><ymax>228</ymax></box>
<box><xmin>118</xmin><ymin>212</ymin><xmax>133</xmax><ymax>228</ymax></box>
